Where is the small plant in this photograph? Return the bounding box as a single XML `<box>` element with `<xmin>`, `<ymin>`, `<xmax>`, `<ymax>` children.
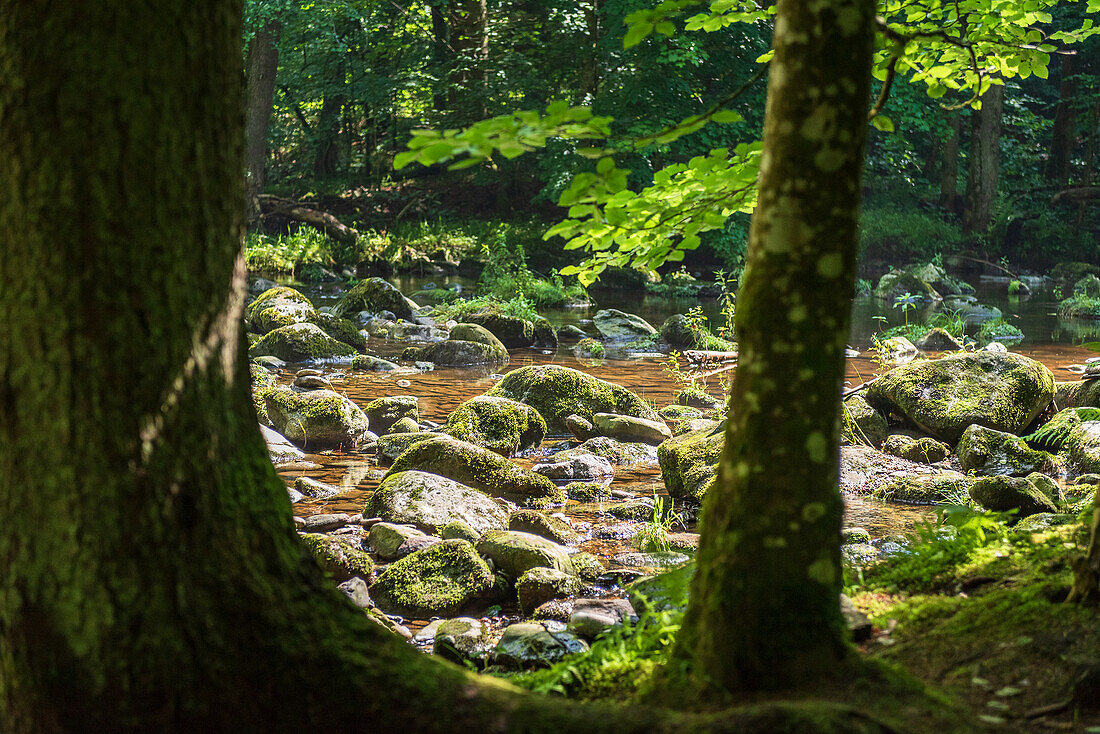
<box><xmin>633</xmin><ymin>495</ymin><xmax>684</xmax><ymax>553</ymax></box>
<box><xmin>436</xmin><ymin>294</ymin><xmax>540</xmax><ymax>323</ymax></box>
<box><xmin>1008</xmin><ymin>280</ymin><xmax>1023</xmax><ymax>295</ymax></box>
<box><xmin>977</xmin><ymin>317</ymin><xmax>1025</xmax><ymax>343</ymax></box>
<box><xmin>892</xmin><ymin>291</ymin><xmax>919</xmax><ymax>326</ymax></box>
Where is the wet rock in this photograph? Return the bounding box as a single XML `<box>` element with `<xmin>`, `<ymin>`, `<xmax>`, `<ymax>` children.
<box><xmin>369</xmin><ymin>522</ymin><xmax>429</xmax><ymax>560</ymax></box>
<box><xmin>914</xmin><ymin>327</ymin><xmax>964</xmax><ymax>352</ymax></box>
<box><xmin>556</xmin><ymin>436</ymin><xmax>657</xmax><ymax>465</ymax></box>
<box><xmin>866</xmin><ymin>351</ymin><xmax>1055</xmax><ymax>442</ymax></box>
<box><xmin>294</xmin><ymin>476</ymin><xmax>340</xmax><ymax>500</ymax></box>
<box><xmin>565</xmin><ymin>414</ymin><xmax>597</xmax><ymax>441</ymax></box>
<box><xmin>433</xmin><ymin>617</ymin><xmax>494</xmax><ymax>665</ymax></box>
<box><xmin>1025</xmin><ymin>472</ymin><xmax>1065</xmax><ymax>506</ymax></box>
<box><xmin>292</xmin><ymin>374</ymin><xmax>332</xmax><ymax>390</ymax></box>
<box><xmin>366</xmin><ymin>470</ymin><xmax>509</xmax><ymax>535</ymax></box>
<box><xmin>370</xmin><ymin>539</ymin><xmax>496</xmax><ymax>618</ymax></box>
<box><xmin>873</xmin><ymin>269</ymin><xmax>942</xmax><ymax>303</ymax></box>
<box><xmin>264</xmin><ymin>388</ymin><xmax>371</xmax><ymax>448</ymax></box>
<box><xmin>624</xmin><ymin>563</ymin><xmax>695</xmax><ymax>613</ymax></box>
<box><xmin>591</xmin><ymin>413</ymin><xmax>672</xmax><ymax>445</ymax></box>
<box><xmin>476</xmin><ymin>530</ymin><xmax>574</xmax><ymax>579</ymax></box>
<box><xmin>842</xmin><ymin>543</ymin><xmax>880</xmax><ymax>565</ymax></box>
<box><xmin>872</xmin><ymin>473</ymin><xmax>973</xmax><ymax>504</ymax></box>
<box><xmin>1067</xmin><ymin>422</ymin><xmax>1100</xmax><ymax>476</ymax></box>
<box><xmin>569</xmin><ymin>552</ymin><xmax>605</xmax><ymax>580</ymax></box>
<box><xmin>402</xmin><ymin>339</ymin><xmax>509</xmax><ymax>367</ymax></box>
<box><xmin>332</xmin><ymin>277</ymin><xmax>416</xmax><ymax>321</ymax></box>
<box><xmin>569</xmin><ymin>598</ymin><xmax>637</xmax><ymax>639</ymax></box>
<box><xmin>389</xmin><ymin>416</ymin><xmax>419</xmax><ymax>434</ymax></box>
<box><xmin>969</xmin><ymin>475</ymin><xmax>1060</xmax><ymax>517</ymax></box>
<box><xmin>882</xmin><ymin>434</ymin><xmax>950</xmax><ymax>464</ymax></box>
<box><xmin>955</xmin><ymin>424</ymin><xmax>1056</xmax><ymax>476</ymax></box>
<box><xmin>287</xmin><ymin>487</ymin><xmax>304</xmax><ymax>503</ymax></box>
<box><xmin>658</xmin><ymin>425</ymin><xmax>723</xmax><ymax>501</ymax></box>
<box><xmin>364</xmin><ymin>395</ymin><xmax>419</xmax><ymax>435</ymax></box>
<box><xmin>376</xmin><ymin>431</ymin><xmax>436</xmax><ymax>462</ymax></box>
<box><xmin>260</xmin><ymin>424</ymin><xmax>305</xmax><ymax>464</ymax></box>
<box><xmin>564</xmin><ymin>481</ymin><xmax>613</xmax><ymax>502</ymax></box>
<box><xmin>386</xmin><ymin>435</ymin><xmax>563</xmax><ymax>505</ymax></box>
<box><xmin>443</xmin><ymin>395</ymin><xmax>546</xmax><ymax>455</ymax></box>
<box><xmin>659</xmin><ymin>404</ymin><xmax>706</xmax><ymax>421</ymax></box>
<box><xmin>250</xmin><ymin>322</ymin><xmax>357</xmax><ymax>362</ymax></box>
<box><xmin>878</xmin><ymin>336</ymin><xmax>917</xmax><ymax>361</ymax></box>
<box><xmin>533</xmin><ymin>316</ymin><xmax>558</xmax><ymax>349</ymax></box>
<box><xmin>533</xmin><ymin>452</ymin><xmax>614</xmax><ymax>481</ymax></box>
<box><xmin>531</xmin><ymin>599</ymin><xmax>575</xmax><ymax>622</ymax></box>
<box><xmin>842</xmin><ymin>395</ymin><xmax>888</xmax><ymax>448</ymax></box>
<box><xmin>394</xmin><ymin>534</ymin><xmax>443</xmax><ymax>559</ymax></box>
<box><xmin>659</xmin><ymin>314</ymin><xmax>697</xmax><ymax>350</ymax></box>
<box><xmin>338</xmin><ymin>576</ymin><xmax>373</xmax><ymax>609</ymax></box>
<box><xmin>440</xmin><ymin>520</ymin><xmax>481</xmax><ymax>543</ymax></box>
<box><xmin>572</xmin><ymin>338</ymin><xmax>606</xmax><ymax>359</ymax></box>
<box><xmin>516</xmin><ymin>567</ymin><xmax>583</xmax><ymax>615</ymax></box>
<box><xmin>459</xmin><ymin>311</ymin><xmax>535</xmax><ymax>348</ymax></box>
<box><xmin>508</xmin><ymin>510</ymin><xmax>582</xmax><ymax>545</ymax></box>
<box><xmin>300</xmin><ymin>513</ymin><xmax>351</xmax><ymax>532</ymax></box>
<box><xmin>612</xmin><ymin>551</ymin><xmax>690</xmax><ymax>569</ymax></box>
<box><xmin>490</xmin><ymin>621</ymin><xmax>588</xmax><ymax>670</ymax></box>
<box><xmin>840</xmin><ymin>444</ymin><xmax>945</xmax><ymax>495</ymax></box>
<box><xmin>593</xmin><ymin>309</ymin><xmax>657</xmax><ymax>342</ymax></box>
<box><xmin>556</xmin><ymin>325</ymin><xmax>588</xmax><ymax>342</ymax></box>
<box><xmin>607</xmin><ymin>499</ymin><xmax>654</xmax><ymax>521</ymax></box>
<box><xmin>487</xmin><ymin>365</ymin><xmax>659</xmax><ymax>432</ymax></box>
<box><xmin>448</xmin><ymin>322</ymin><xmax>506</xmax><ymax>351</ymax></box>
<box><xmin>299</xmin><ymin>533</ymin><xmax>374</xmax><ymax>582</ymax></box>
<box><xmin>675</xmin><ymin>389</ymin><xmax>721</xmax><ymax>410</ymax></box>
<box><xmin>350</xmin><ymin>354</ymin><xmax>402</xmax><ymax>371</ymax></box>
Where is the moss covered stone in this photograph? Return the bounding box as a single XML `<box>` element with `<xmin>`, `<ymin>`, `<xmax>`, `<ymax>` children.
<box><xmin>508</xmin><ymin>510</ymin><xmax>581</xmax><ymax>545</ymax></box>
<box><xmin>842</xmin><ymin>394</ymin><xmax>888</xmax><ymax>447</ymax></box>
<box><xmin>572</xmin><ymin>338</ymin><xmax>605</xmax><ymax>359</ymax></box>
<box><xmin>532</xmin><ymin>316</ymin><xmax>558</xmax><ymax>349</ymax></box>
<box><xmin>401</xmin><ymin>339</ymin><xmax>508</xmax><ymax>367</ymax></box>
<box><xmin>969</xmin><ymin>475</ymin><xmax>1060</xmax><ymax>516</ymax></box>
<box><xmin>881</xmin><ymin>434</ymin><xmax>950</xmax><ymax>464</ymax></box>
<box><xmin>657</xmin><ymin>424</ymin><xmax>724</xmax><ymax>501</ymax></box>
<box><xmin>448</xmin><ymin>322</ymin><xmax>506</xmax><ymax>351</ymax></box>
<box><xmin>376</xmin><ymin>431</ymin><xmax>436</xmax><ymax>463</ymax></box>
<box><xmin>552</xmin><ymin>436</ymin><xmax>656</xmax><ymax>465</ymax></box>
<box><xmin>250</xmin><ymin>299</ymin><xmax>317</xmax><ymax>334</ymax></box>
<box><xmin>441</xmin><ymin>520</ymin><xmax>481</xmax><ymax>543</ymax></box>
<box><xmin>516</xmin><ymin>567</ymin><xmax>583</xmax><ymax>615</ymax></box>
<box><xmin>388</xmin><ymin>416</ymin><xmax>419</xmax><ymax>434</ymax></box>
<box><xmin>490</xmin><ymin>622</ymin><xmax>588</xmax><ymax>670</ymax></box>
<box><xmin>299</xmin><ymin>533</ymin><xmax>374</xmax><ymax>582</ymax></box>
<box><xmin>264</xmin><ymin>387</ymin><xmax>370</xmax><ymax>448</ymax></box>
<box><xmin>312</xmin><ymin>311</ymin><xmax>368</xmax><ymax>351</ymax></box>
<box><xmin>913</xmin><ymin>327</ymin><xmax>964</xmax><ymax>352</ymax></box>
<box><xmin>476</xmin><ymin>530</ymin><xmax>574</xmax><ymax>579</ymax></box>
<box><xmin>249</xmin><ymin>322</ymin><xmax>357</xmax><ymax>362</ymax></box>
<box><xmin>591</xmin><ymin>413</ymin><xmax>671</xmax><ymax>445</ymax></box>
<box><xmin>461</xmin><ymin>311</ymin><xmax>534</xmax><ymax>348</ymax></box>
<box><xmin>363</xmin><ymin>395</ymin><xmax>419</xmax><ymax>435</ymax></box>
<box><xmin>369</xmin><ymin>539</ymin><xmax>495</xmax><ymax>618</ymax></box>
<box><xmin>246</xmin><ymin>286</ymin><xmax>313</xmax><ymax>321</ymax></box>
<box><xmin>365</xmin><ymin>470</ymin><xmax>509</xmax><ymax>535</ymax></box>
<box><xmin>487</xmin><ymin>365</ymin><xmax>659</xmax><ymax>433</ymax></box>
<box><xmin>564</xmin><ymin>482</ymin><xmax>612</xmax><ymax>502</ymax></box>
<box><xmin>1067</xmin><ymin>421</ymin><xmax>1100</xmax><ymax>476</ymax></box>
<box><xmin>385</xmin><ymin>435</ymin><xmax>563</xmax><ymax>505</ymax></box>
<box><xmin>368</xmin><ymin>522</ymin><xmax>428</xmax><ymax>560</ymax></box>
<box><xmin>873</xmin><ymin>268</ymin><xmax>941</xmax><ymax>302</ymax></box>
<box><xmin>443</xmin><ymin>395</ymin><xmax>546</xmax><ymax>455</ymax></box>
<box><xmin>866</xmin><ymin>351</ymin><xmax>1055</xmax><ymax>442</ymax></box>
<box><xmin>592</xmin><ymin>309</ymin><xmax>657</xmax><ymax>342</ymax></box>
<box><xmin>872</xmin><ymin>473</ymin><xmax>973</xmax><ymax>504</ymax></box>
<box><xmin>332</xmin><ymin>277</ymin><xmax>416</xmax><ymax>321</ymax></box>
<box><xmin>955</xmin><ymin>424</ymin><xmax>1056</xmax><ymax>476</ymax></box>
<box><xmin>350</xmin><ymin>354</ymin><xmax>402</xmax><ymax>372</ymax></box>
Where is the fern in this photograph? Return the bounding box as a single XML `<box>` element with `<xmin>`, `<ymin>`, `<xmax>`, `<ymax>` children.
<box><xmin>1021</xmin><ymin>408</ymin><xmax>1100</xmax><ymax>451</ymax></box>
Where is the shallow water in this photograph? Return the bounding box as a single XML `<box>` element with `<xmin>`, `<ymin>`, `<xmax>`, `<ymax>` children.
<box><xmin>273</xmin><ymin>277</ymin><xmax>1099</xmax><ymax>585</ymax></box>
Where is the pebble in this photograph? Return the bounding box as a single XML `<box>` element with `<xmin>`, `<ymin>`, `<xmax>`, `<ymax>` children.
<box><xmin>396</xmin><ymin>379</ymin><xmax>412</xmax><ymax>388</ymax></box>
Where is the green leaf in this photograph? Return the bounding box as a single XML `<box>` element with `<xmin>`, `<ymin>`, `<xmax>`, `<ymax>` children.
<box><xmin>711</xmin><ymin>110</ymin><xmax>742</xmax><ymax>124</ymax></box>
<box><xmin>871</xmin><ymin>115</ymin><xmax>895</xmax><ymax>132</ymax></box>
<box><xmin>624</xmin><ymin>21</ymin><xmax>652</xmax><ymax>48</ymax></box>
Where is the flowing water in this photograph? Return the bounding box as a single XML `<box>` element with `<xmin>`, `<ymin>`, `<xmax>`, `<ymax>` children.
<box><xmin>269</xmin><ymin>275</ymin><xmax>1098</xmax><ymax>615</ymax></box>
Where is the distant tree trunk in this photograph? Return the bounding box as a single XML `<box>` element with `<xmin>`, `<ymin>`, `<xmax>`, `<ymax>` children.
<box><xmin>245</xmin><ymin>21</ymin><xmax>281</xmax><ymax>226</ymax></box>
<box><xmin>1044</xmin><ymin>56</ymin><xmax>1078</xmax><ymax>184</ymax></box>
<box><xmin>963</xmin><ymin>84</ymin><xmax>1004</xmax><ymax>235</ymax></box>
<box><xmin>449</xmin><ymin>0</ymin><xmax>488</xmax><ymax>120</ymax></box>
<box><xmin>939</xmin><ymin>112</ymin><xmax>961</xmax><ymax>210</ymax></box>
<box><xmin>314</xmin><ymin>70</ymin><xmax>346</xmax><ymax>178</ymax></box>
<box><xmin>430</xmin><ymin>4</ymin><xmax>450</xmax><ymax>112</ymax></box>
<box><xmin>580</xmin><ymin>0</ymin><xmax>601</xmax><ymax>103</ymax></box>
<box><xmin>672</xmin><ymin>0</ymin><xmax>875</xmax><ymax>695</ymax></box>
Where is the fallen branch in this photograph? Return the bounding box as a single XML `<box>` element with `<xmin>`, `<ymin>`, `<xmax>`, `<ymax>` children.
<box><xmin>682</xmin><ymin>350</ymin><xmax>738</xmax><ymax>364</ymax></box>
<box><xmin>843</xmin><ymin>376</ymin><xmax>880</xmax><ymax>397</ymax></box>
<box><xmin>258</xmin><ymin>194</ymin><xmax>360</xmax><ymax>245</ymax></box>
<box><xmin>1052</xmin><ymin>186</ymin><xmax>1100</xmax><ymax>205</ymax></box>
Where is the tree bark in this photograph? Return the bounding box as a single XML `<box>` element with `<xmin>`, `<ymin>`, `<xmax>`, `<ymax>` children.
<box><xmin>245</xmin><ymin>21</ymin><xmax>281</xmax><ymax>226</ymax></box>
<box><xmin>1044</xmin><ymin>55</ymin><xmax>1078</xmax><ymax>184</ymax></box>
<box><xmin>580</xmin><ymin>0</ymin><xmax>601</xmax><ymax>103</ymax></box>
<box><xmin>671</xmin><ymin>0</ymin><xmax>875</xmax><ymax>694</ymax></box>
<box><xmin>962</xmin><ymin>84</ymin><xmax>1004</xmax><ymax>235</ymax></box>
<box><xmin>939</xmin><ymin>111</ymin><xmax>961</xmax><ymax>210</ymax></box>
<box><xmin>449</xmin><ymin>0</ymin><xmax>489</xmax><ymax>121</ymax></box>
<box><xmin>431</xmin><ymin>3</ymin><xmax>450</xmax><ymax>112</ymax></box>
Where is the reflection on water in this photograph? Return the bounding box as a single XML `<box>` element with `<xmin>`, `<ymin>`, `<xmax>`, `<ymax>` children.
<box><xmin>277</xmin><ymin>276</ymin><xmax>1099</xmax><ymax>543</ymax></box>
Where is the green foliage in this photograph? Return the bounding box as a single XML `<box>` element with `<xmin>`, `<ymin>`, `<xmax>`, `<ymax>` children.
<box><xmin>977</xmin><ymin>317</ymin><xmax>1025</xmax><ymax>342</ymax></box>
<box><xmin>859</xmin><ymin>206</ymin><xmax>965</xmax><ymax>261</ymax></box>
<box><xmin>245</xmin><ymin>227</ymin><xmax>337</xmax><ymax>275</ymax></box>
<box><xmin>1058</xmin><ymin>293</ymin><xmax>1100</xmax><ymax>320</ymax></box>
<box><xmin>435</xmin><ymin>294</ymin><xmax>540</xmax><ymax>324</ymax></box>
<box><xmin>633</xmin><ymin>495</ymin><xmax>685</xmax><ymax>552</ymax></box>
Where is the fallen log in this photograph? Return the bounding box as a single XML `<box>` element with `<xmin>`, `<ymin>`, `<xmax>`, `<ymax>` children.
<box><xmin>682</xmin><ymin>350</ymin><xmax>739</xmax><ymax>364</ymax></box>
<box><xmin>258</xmin><ymin>194</ymin><xmax>359</xmax><ymax>245</ymax></box>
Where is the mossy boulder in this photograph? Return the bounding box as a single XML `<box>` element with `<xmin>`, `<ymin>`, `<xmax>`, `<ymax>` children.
<box><xmin>250</xmin><ymin>298</ymin><xmax>317</xmax><ymax>334</ymax></box>
<box><xmin>389</xmin><ymin>416</ymin><xmax>419</xmax><ymax>434</ymax></box>
<box><xmin>363</xmin><ymin>395</ymin><xmax>419</xmax><ymax>435</ymax></box>
<box><xmin>553</xmin><ymin>436</ymin><xmax>656</xmax><ymax>465</ymax></box>
<box><xmin>1050</xmin><ymin>261</ymin><xmax>1100</xmax><ymax>290</ymax></box>
<box><xmin>401</xmin><ymin>339</ymin><xmax>508</xmax><ymax>367</ymax></box>
<box><xmin>592</xmin><ymin>309</ymin><xmax>657</xmax><ymax>342</ymax></box>
<box><xmin>508</xmin><ymin>510</ymin><xmax>582</xmax><ymax>545</ymax></box>
<box><xmin>659</xmin><ymin>314</ymin><xmax>697</xmax><ymax>350</ymax></box>
<box><xmin>564</xmin><ymin>482</ymin><xmax>613</xmax><ymax>502</ymax></box>
<box><xmin>872</xmin><ymin>473</ymin><xmax>974</xmax><ymax>504</ymax></box>
<box><xmin>246</xmin><ymin>286</ymin><xmax>312</xmax><ymax>322</ymax></box>
<box><xmin>1058</xmin><ymin>380</ymin><xmax>1100</xmax><ymax>408</ymax></box>
<box><xmin>386</xmin><ymin>435</ymin><xmax>563</xmax><ymax>505</ymax></box>
<box><xmin>533</xmin><ymin>452</ymin><xmax>614</xmax><ymax>481</ymax></box>
<box><xmin>913</xmin><ymin>327</ymin><xmax>964</xmax><ymax>352</ymax></box>
<box><xmin>516</xmin><ymin>568</ymin><xmax>583</xmax><ymax>615</ymax></box>
<box><xmin>969</xmin><ymin>475</ymin><xmax>1060</xmax><ymax>517</ymax></box>
<box><xmin>365</xmin><ymin>470</ymin><xmax>509</xmax><ymax>535</ymax></box>
<box><xmin>658</xmin><ymin>425</ymin><xmax>724</xmax><ymax>501</ymax></box>
<box><xmin>591</xmin><ymin>413</ymin><xmax>671</xmax><ymax>445</ymax></box>
<box><xmin>312</xmin><ymin>311</ymin><xmax>368</xmax><ymax>351</ymax></box>
<box><xmin>432</xmin><ymin>617</ymin><xmax>494</xmax><ymax>665</ymax></box>
<box><xmin>461</xmin><ymin>310</ymin><xmax>535</xmax><ymax>348</ymax></box>
<box><xmin>490</xmin><ymin>622</ymin><xmax>588</xmax><ymax>670</ymax></box>
<box><xmin>370</xmin><ymin>539</ymin><xmax>495</xmax><ymax>618</ymax></box>
<box><xmin>905</xmin><ymin>262</ymin><xmax>973</xmax><ymax>296</ymax></box>
<box><xmin>333</xmin><ymin>277</ymin><xmax>416</xmax><ymax>321</ymax></box>
<box><xmin>376</xmin><ymin>431</ymin><xmax>436</xmax><ymax>463</ymax></box>
<box><xmin>532</xmin><ymin>316</ymin><xmax>558</xmax><ymax>349</ymax></box>
<box><xmin>842</xmin><ymin>395</ymin><xmax>888</xmax><ymax>447</ymax></box>
<box><xmin>443</xmin><ymin>395</ymin><xmax>546</xmax><ymax>455</ymax></box>
<box><xmin>264</xmin><ymin>388</ymin><xmax>370</xmax><ymax>448</ymax></box>
<box><xmin>572</xmin><ymin>338</ymin><xmax>605</xmax><ymax>359</ymax></box>
<box><xmin>476</xmin><ymin>530</ymin><xmax>574</xmax><ymax>579</ymax></box>
<box><xmin>448</xmin><ymin>322</ymin><xmax>506</xmax><ymax>351</ymax></box>
<box><xmin>299</xmin><ymin>533</ymin><xmax>374</xmax><ymax>582</ymax></box>
<box><xmin>1067</xmin><ymin>421</ymin><xmax>1100</xmax><ymax>476</ymax></box>
<box><xmin>249</xmin><ymin>322</ymin><xmax>357</xmax><ymax>362</ymax></box>
<box><xmin>881</xmin><ymin>434</ymin><xmax>950</xmax><ymax>464</ymax></box>
<box><xmin>865</xmin><ymin>351</ymin><xmax>1055</xmax><ymax>443</ymax></box>
<box><xmin>368</xmin><ymin>522</ymin><xmax>428</xmax><ymax>560</ymax></box>
<box><xmin>487</xmin><ymin>365</ymin><xmax>659</xmax><ymax>433</ymax></box>
<box><xmin>955</xmin><ymin>424</ymin><xmax>1056</xmax><ymax>476</ymax></box>
<box><xmin>873</xmin><ymin>268</ymin><xmax>941</xmax><ymax>302</ymax></box>
<box><xmin>350</xmin><ymin>354</ymin><xmax>402</xmax><ymax>372</ymax></box>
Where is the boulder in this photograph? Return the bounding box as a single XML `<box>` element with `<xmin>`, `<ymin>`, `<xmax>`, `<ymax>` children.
<box><xmin>370</xmin><ymin>539</ymin><xmax>496</xmax><ymax>618</ymax></box>
<box><xmin>873</xmin><ymin>269</ymin><xmax>941</xmax><ymax>302</ymax></box>
<box><xmin>294</xmin><ymin>476</ymin><xmax>340</xmax><ymax>500</ymax></box>
<box><xmin>659</xmin><ymin>314</ymin><xmax>697</xmax><ymax>350</ymax></box>
<box><xmin>249</xmin><ymin>323</ymin><xmax>356</xmax><ymax>362</ymax></box>
<box><xmin>658</xmin><ymin>425</ymin><xmax>724</xmax><ymax>501</ymax></box>
<box><xmin>461</xmin><ymin>310</ymin><xmax>535</xmax><ymax>348</ymax></box>
<box><xmin>565</xmin><ymin>414</ymin><xmax>597</xmax><ymax>441</ymax></box>
<box><xmin>260</xmin><ymin>424</ymin><xmax>305</xmax><ymax>464</ymax></box>
<box><xmin>487</xmin><ymin>365</ymin><xmax>659</xmax><ymax>432</ymax></box>
<box><xmin>432</xmin><ymin>617</ymin><xmax>494</xmax><ymax>665</ymax></box>
<box><xmin>842</xmin><ymin>395</ymin><xmax>888</xmax><ymax>447</ymax></box>
<box><xmin>363</xmin><ymin>395</ymin><xmax>419</xmax><ymax>435</ymax></box>
<box><xmin>1067</xmin><ymin>421</ymin><xmax>1100</xmax><ymax>476</ymax></box>
<box><xmin>508</xmin><ymin>510</ymin><xmax>582</xmax><ymax>545</ymax></box>
<box><xmin>490</xmin><ymin>622</ymin><xmax>588</xmax><ymax>670</ymax></box>
<box><xmin>556</xmin><ymin>325</ymin><xmax>588</xmax><ymax>342</ymax></box>
<box><xmin>366</xmin><ymin>470</ymin><xmax>509</xmax><ymax>535</ymax></box>
<box><xmin>299</xmin><ymin>533</ymin><xmax>373</xmax><ymax>582</ymax></box>
<box><xmin>568</xmin><ymin>598</ymin><xmax>637</xmax><ymax>639</ymax></box>
<box><xmin>401</xmin><ymin>339</ymin><xmax>508</xmax><ymax>367</ymax></box>
<box><xmin>246</xmin><ymin>286</ymin><xmax>312</xmax><ymax>321</ymax></box>
<box><xmin>881</xmin><ymin>434</ymin><xmax>950</xmax><ymax>464</ymax></box>
<box><xmin>872</xmin><ymin>473</ymin><xmax>974</xmax><ymax>504</ymax></box>
<box><xmin>443</xmin><ymin>395</ymin><xmax>546</xmax><ymax>455</ymax></box>
<box><xmin>264</xmin><ymin>388</ymin><xmax>370</xmax><ymax>448</ymax></box>
<box><xmin>532</xmin><ymin>317</ymin><xmax>558</xmax><ymax>349</ymax></box>
<box><xmin>516</xmin><ymin>567</ymin><xmax>583</xmax><ymax>615</ymax></box>
<box><xmin>533</xmin><ymin>452</ymin><xmax>614</xmax><ymax>481</ymax></box>
<box><xmin>448</xmin><ymin>323</ymin><xmax>506</xmax><ymax>351</ymax></box>
<box><xmin>913</xmin><ymin>327</ymin><xmax>964</xmax><ymax>352</ymax></box>
<box><xmin>593</xmin><ymin>309</ymin><xmax>657</xmax><ymax>342</ymax></box>
<box><xmin>564</xmin><ymin>482</ymin><xmax>613</xmax><ymax>502</ymax></box>
<box><xmin>376</xmin><ymin>432</ymin><xmax>436</xmax><ymax>462</ymax></box>
<box><xmin>969</xmin><ymin>475</ymin><xmax>1060</xmax><ymax>517</ymax></box>
<box><xmin>865</xmin><ymin>351</ymin><xmax>1055</xmax><ymax>442</ymax></box>
<box><xmin>350</xmin><ymin>354</ymin><xmax>402</xmax><ymax>372</ymax></box>
<box><xmin>385</xmin><ymin>435</ymin><xmax>563</xmax><ymax>505</ymax></box>
<box><xmin>333</xmin><ymin>277</ymin><xmax>416</xmax><ymax>321</ymax></box>
<box><xmin>389</xmin><ymin>416</ymin><xmax>419</xmax><ymax>434</ymax></box>
<box><xmin>475</xmin><ymin>530</ymin><xmax>574</xmax><ymax>579</ymax></box>
<box><xmin>368</xmin><ymin>522</ymin><xmax>429</xmax><ymax>559</ymax></box>
<box><xmin>591</xmin><ymin>413</ymin><xmax>671</xmax><ymax>445</ymax></box>
<box><xmin>250</xmin><ymin>297</ymin><xmax>316</xmax><ymax>334</ymax></box>
<box><xmin>955</xmin><ymin>424</ymin><xmax>1055</xmax><ymax>476</ymax></box>
<box><xmin>557</xmin><ymin>436</ymin><xmax>658</xmax><ymax>465</ymax></box>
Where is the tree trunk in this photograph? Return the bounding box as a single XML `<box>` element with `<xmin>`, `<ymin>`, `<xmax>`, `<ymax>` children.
<box><xmin>314</xmin><ymin>76</ymin><xmax>346</xmax><ymax>178</ymax></box>
<box><xmin>245</xmin><ymin>21</ymin><xmax>281</xmax><ymax>226</ymax></box>
<box><xmin>1044</xmin><ymin>56</ymin><xmax>1078</xmax><ymax>184</ymax></box>
<box><xmin>580</xmin><ymin>0</ymin><xmax>601</xmax><ymax>103</ymax></box>
<box><xmin>431</xmin><ymin>3</ymin><xmax>450</xmax><ymax>112</ymax></box>
<box><xmin>449</xmin><ymin>0</ymin><xmax>489</xmax><ymax>121</ymax></box>
<box><xmin>939</xmin><ymin>112</ymin><xmax>961</xmax><ymax>210</ymax></box>
<box><xmin>671</xmin><ymin>0</ymin><xmax>875</xmax><ymax>694</ymax></box>
<box><xmin>963</xmin><ymin>84</ymin><xmax>1004</xmax><ymax>235</ymax></box>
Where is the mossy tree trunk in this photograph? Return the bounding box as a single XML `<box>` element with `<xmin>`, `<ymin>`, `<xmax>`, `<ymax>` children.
<box><xmin>963</xmin><ymin>84</ymin><xmax>1004</xmax><ymax>235</ymax></box>
<box><xmin>672</xmin><ymin>0</ymin><xmax>875</xmax><ymax>694</ymax></box>
<box><xmin>245</xmin><ymin>20</ymin><xmax>281</xmax><ymax>225</ymax></box>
